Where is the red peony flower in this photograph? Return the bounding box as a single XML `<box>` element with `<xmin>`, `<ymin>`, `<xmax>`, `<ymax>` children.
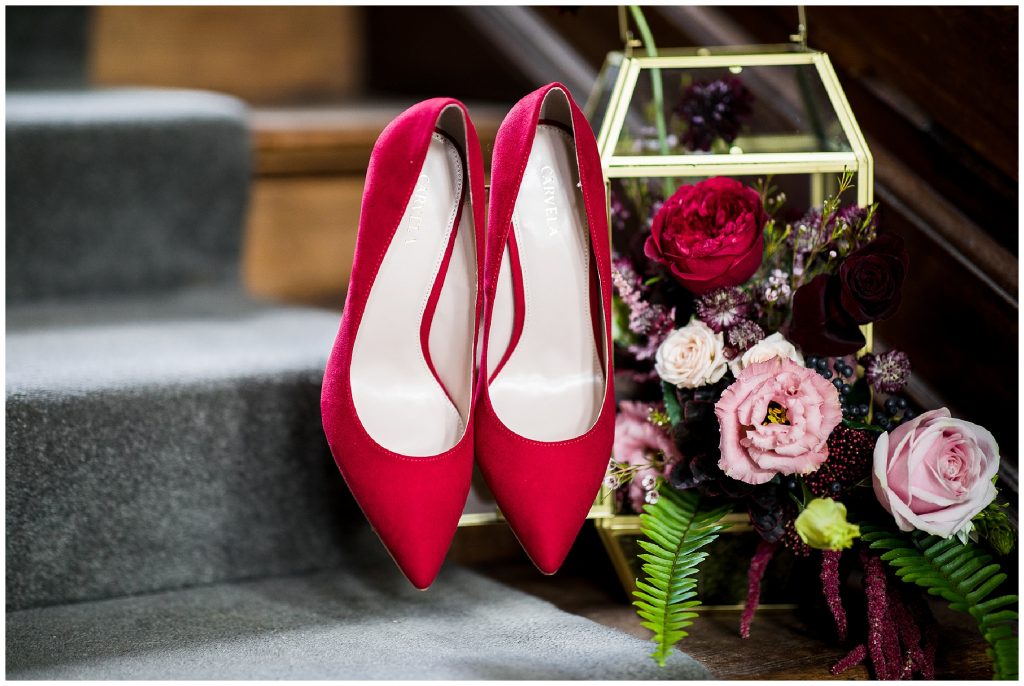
<box><xmin>644</xmin><ymin>177</ymin><xmax>766</xmax><ymax>295</ymax></box>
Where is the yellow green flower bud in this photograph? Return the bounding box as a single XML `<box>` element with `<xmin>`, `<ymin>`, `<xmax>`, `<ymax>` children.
<box><xmin>795</xmin><ymin>498</ymin><xmax>860</xmax><ymax>551</ymax></box>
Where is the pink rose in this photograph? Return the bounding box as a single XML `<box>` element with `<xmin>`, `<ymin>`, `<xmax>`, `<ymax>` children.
<box><xmin>715</xmin><ymin>357</ymin><xmax>842</xmax><ymax>485</ymax></box>
<box><xmin>614</xmin><ymin>401</ymin><xmax>681</xmax><ymax>511</ymax></box>
<box><xmin>872</xmin><ymin>408</ymin><xmax>999</xmax><ymax>538</ymax></box>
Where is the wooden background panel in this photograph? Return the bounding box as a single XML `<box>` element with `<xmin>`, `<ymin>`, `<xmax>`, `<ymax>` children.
<box><xmin>250</xmin><ymin>104</ymin><xmax>508</xmax><ymax>176</ymax></box>
<box><xmin>89</xmin><ymin>6</ymin><xmax>364</xmax><ymax>104</ymax></box>
<box><xmin>243</xmin><ymin>176</ymin><xmax>363</xmax><ymax>307</ymax></box>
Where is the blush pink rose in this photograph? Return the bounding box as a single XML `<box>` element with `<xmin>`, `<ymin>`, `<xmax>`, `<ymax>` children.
<box><xmin>614</xmin><ymin>401</ymin><xmax>681</xmax><ymax>511</ymax></box>
<box><xmin>872</xmin><ymin>408</ymin><xmax>999</xmax><ymax>538</ymax></box>
<box><xmin>715</xmin><ymin>357</ymin><xmax>842</xmax><ymax>485</ymax></box>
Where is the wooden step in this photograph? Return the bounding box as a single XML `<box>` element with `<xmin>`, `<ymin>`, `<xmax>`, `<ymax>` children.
<box><xmin>243</xmin><ymin>102</ymin><xmax>507</xmax><ymax>306</ymax></box>
<box><xmin>89</xmin><ymin>7</ymin><xmax>364</xmax><ymax>104</ymax></box>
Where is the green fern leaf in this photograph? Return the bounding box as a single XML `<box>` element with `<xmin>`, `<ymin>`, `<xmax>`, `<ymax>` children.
<box><xmin>862</xmin><ymin>524</ymin><xmax>1019</xmax><ymax>680</ymax></box>
<box><xmin>633</xmin><ymin>487</ymin><xmax>730</xmax><ymax>666</ymax></box>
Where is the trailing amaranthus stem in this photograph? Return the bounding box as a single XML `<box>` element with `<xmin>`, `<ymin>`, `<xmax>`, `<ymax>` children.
<box><xmin>831</xmin><ymin>644</ymin><xmax>867</xmax><ymax>676</ymax></box>
<box><xmin>740</xmin><ymin>539</ymin><xmax>778</xmax><ymax>638</ymax></box>
<box><xmin>820</xmin><ymin>549</ymin><xmax>847</xmax><ymax>641</ymax></box>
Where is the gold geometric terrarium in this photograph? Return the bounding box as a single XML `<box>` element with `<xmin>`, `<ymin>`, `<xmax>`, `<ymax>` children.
<box><xmin>588</xmin><ymin>41</ymin><xmax>875</xmax><ymax>599</ymax></box>
<box><xmin>590</xmin><ymin>44</ymin><xmax>873</xmax><ymax>211</ymax></box>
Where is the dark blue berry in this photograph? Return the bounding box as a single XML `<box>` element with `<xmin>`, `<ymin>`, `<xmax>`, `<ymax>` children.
<box><xmin>884</xmin><ymin>398</ymin><xmax>898</xmax><ymax>415</ymax></box>
<box><xmin>815</xmin><ymin>358</ymin><xmax>828</xmax><ymax>371</ymax></box>
<box><xmin>786</xmin><ymin>477</ymin><xmax>800</xmax><ymax>491</ymax></box>
<box><xmin>806</xmin><ymin>356</ymin><xmax>820</xmax><ymax>368</ymax></box>
<box><xmin>858</xmin><ymin>404</ymin><xmax>869</xmax><ymax>417</ymax></box>
<box><xmin>832</xmin><ymin>378</ymin><xmax>844</xmax><ymax>390</ymax></box>
<box><xmin>830</xmin><ymin>481</ymin><xmax>843</xmax><ymax>495</ymax></box>
<box><xmin>841</xmin><ymin>365</ymin><xmax>854</xmax><ymax>378</ymax></box>
<box><xmin>821</xmin><ymin>369</ymin><xmax>833</xmax><ymax>379</ymax></box>
<box><xmin>840</xmin><ymin>384</ymin><xmax>852</xmax><ymax>396</ymax></box>
<box><xmin>833</xmin><ymin>360</ymin><xmax>845</xmax><ymax>372</ymax></box>
<box><xmin>896</xmin><ymin>397</ymin><xmax>908</xmax><ymax>410</ymax></box>
<box><xmin>903</xmin><ymin>409</ymin><xmax>916</xmax><ymax>420</ymax></box>
<box><xmin>878</xmin><ymin>418</ymin><xmax>891</xmax><ymax>430</ymax></box>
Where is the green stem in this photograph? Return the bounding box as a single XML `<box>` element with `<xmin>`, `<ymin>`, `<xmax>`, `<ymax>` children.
<box><xmin>628</xmin><ymin>6</ymin><xmax>674</xmax><ymax>198</ymax></box>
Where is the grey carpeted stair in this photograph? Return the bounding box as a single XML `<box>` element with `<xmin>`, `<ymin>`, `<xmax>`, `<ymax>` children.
<box><xmin>5</xmin><ymin>87</ymin><xmax>708</xmax><ymax>679</ymax></box>
<box><xmin>6</xmin><ymin>89</ymin><xmax>249</xmax><ymax>302</ymax></box>
<box><xmin>6</xmin><ymin>288</ymin><xmax>363</xmax><ymax>610</ymax></box>
<box><xmin>7</xmin><ymin>565</ymin><xmax>708</xmax><ymax>680</ymax></box>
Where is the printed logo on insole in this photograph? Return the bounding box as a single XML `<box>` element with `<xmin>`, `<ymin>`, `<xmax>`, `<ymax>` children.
<box><xmin>540</xmin><ymin>164</ymin><xmax>559</xmax><ymax>236</ymax></box>
<box><xmin>405</xmin><ymin>174</ymin><xmax>431</xmax><ymax>245</ymax></box>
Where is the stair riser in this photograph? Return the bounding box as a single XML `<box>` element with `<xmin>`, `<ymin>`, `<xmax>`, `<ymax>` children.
<box><xmin>6</xmin><ymin>374</ymin><xmax>364</xmax><ymax>610</ymax></box>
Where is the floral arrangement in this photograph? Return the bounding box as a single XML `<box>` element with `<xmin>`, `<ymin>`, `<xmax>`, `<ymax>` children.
<box><xmin>608</xmin><ymin>165</ymin><xmax>1018</xmax><ymax>678</ymax></box>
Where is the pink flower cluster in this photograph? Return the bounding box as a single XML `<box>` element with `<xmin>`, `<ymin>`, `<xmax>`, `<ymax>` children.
<box><xmin>715</xmin><ymin>357</ymin><xmax>843</xmax><ymax>485</ymax></box>
<box><xmin>613</xmin><ymin>401</ymin><xmax>680</xmax><ymax>511</ymax></box>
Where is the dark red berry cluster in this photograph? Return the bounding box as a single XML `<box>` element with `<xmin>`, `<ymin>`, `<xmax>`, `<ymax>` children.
<box><xmin>805</xmin><ymin>425</ymin><xmax>876</xmax><ymax>497</ymax></box>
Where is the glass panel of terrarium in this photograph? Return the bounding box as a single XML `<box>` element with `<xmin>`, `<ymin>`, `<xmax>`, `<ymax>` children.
<box><xmin>585</xmin><ymin>51</ymin><xmax>626</xmax><ymax>143</ymax></box>
<box><xmin>611</xmin><ymin>63</ymin><xmax>852</xmax><ymax>158</ymax></box>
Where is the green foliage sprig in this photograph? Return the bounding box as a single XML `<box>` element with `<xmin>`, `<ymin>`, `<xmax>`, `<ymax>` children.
<box><xmin>861</xmin><ymin>524</ymin><xmax>1019</xmax><ymax>680</ymax></box>
<box><xmin>633</xmin><ymin>487</ymin><xmax>731</xmax><ymax>666</ymax></box>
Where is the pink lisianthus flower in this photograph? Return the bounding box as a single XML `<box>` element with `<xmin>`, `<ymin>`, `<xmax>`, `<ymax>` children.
<box><xmin>614</xmin><ymin>401</ymin><xmax>681</xmax><ymax>511</ymax></box>
<box><xmin>715</xmin><ymin>357</ymin><xmax>843</xmax><ymax>485</ymax></box>
<box><xmin>872</xmin><ymin>408</ymin><xmax>999</xmax><ymax>539</ymax></box>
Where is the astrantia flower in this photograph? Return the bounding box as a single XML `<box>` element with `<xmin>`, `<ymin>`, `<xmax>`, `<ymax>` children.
<box><xmin>676</xmin><ymin>77</ymin><xmax>754</xmax><ymax>152</ymax></box>
<box><xmin>864</xmin><ymin>350</ymin><xmax>911</xmax><ymax>393</ymax></box>
<box><xmin>696</xmin><ymin>286</ymin><xmax>751</xmax><ymax>332</ymax></box>
<box><xmin>726</xmin><ymin>319</ymin><xmax>765</xmax><ymax>354</ymax></box>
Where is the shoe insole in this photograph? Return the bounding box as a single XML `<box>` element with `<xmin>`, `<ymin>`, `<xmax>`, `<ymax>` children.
<box><xmin>488</xmin><ymin>124</ymin><xmax>605</xmax><ymax>441</ymax></box>
<box><xmin>351</xmin><ymin>132</ymin><xmax>475</xmax><ymax>456</ymax></box>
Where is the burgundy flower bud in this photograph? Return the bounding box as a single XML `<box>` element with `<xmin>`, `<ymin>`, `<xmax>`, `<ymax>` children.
<box><xmin>837</xmin><ymin>234</ymin><xmax>908</xmax><ymax>324</ymax></box>
<box><xmin>787</xmin><ymin>274</ymin><xmax>866</xmax><ymax>356</ymax></box>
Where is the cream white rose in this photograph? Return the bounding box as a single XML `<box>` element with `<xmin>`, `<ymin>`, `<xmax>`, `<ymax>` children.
<box><xmin>728</xmin><ymin>331</ymin><xmax>804</xmax><ymax>377</ymax></box>
<box><xmin>655</xmin><ymin>320</ymin><xmax>727</xmax><ymax>388</ymax></box>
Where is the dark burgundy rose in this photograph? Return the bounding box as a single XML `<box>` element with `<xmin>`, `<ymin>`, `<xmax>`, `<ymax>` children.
<box><xmin>644</xmin><ymin>177</ymin><xmax>766</xmax><ymax>295</ymax></box>
<box><xmin>787</xmin><ymin>274</ymin><xmax>866</xmax><ymax>356</ymax></box>
<box><xmin>838</xmin><ymin>234</ymin><xmax>908</xmax><ymax>324</ymax></box>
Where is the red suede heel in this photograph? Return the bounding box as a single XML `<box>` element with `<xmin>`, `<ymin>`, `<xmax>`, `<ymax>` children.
<box><xmin>321</xmin><ymin>99</ymin><xmax>485</xmax><ymax>590</ymax></box>
<box><xmin>475</xmin><ymin>83</ymin><xmax>615</xmax><ymax>575</ymax></box>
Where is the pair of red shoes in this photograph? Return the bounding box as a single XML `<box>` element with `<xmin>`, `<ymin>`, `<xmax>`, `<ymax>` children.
<box><xmin>321</xmin><ymin>83</ymin><xmax>615</xmax><ymax>589</ymax></box>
